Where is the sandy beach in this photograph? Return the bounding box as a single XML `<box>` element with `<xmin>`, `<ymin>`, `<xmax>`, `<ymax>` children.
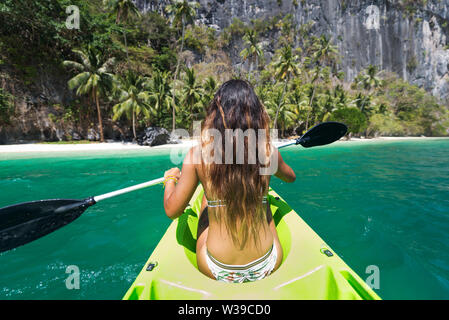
<box><xmin>0</xmin><ymin>136</ymin><xmax>446</xmax><ymax>154</ymax></box>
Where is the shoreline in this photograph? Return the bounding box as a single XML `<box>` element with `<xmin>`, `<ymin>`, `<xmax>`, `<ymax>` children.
<box><xmin>0</xmin><ymin>136</ymin><xmax>447</xmax><ymax>154</ymax></box>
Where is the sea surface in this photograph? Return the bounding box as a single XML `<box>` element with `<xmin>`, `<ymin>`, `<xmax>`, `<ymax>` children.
<box><xmin>1</xmin><ymin>139</ymin><xmax>448</xmax><ymax>299</ymax></box>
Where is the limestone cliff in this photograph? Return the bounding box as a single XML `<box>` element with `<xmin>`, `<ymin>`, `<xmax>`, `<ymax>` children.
<box><xmin>136</xmin><ymin>0</ymin><xmax>449</xmax><ymax>99</ymax></box>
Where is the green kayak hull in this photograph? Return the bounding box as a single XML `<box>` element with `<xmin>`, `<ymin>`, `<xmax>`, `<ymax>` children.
<box><xmin>123</xmin><ymin>186</ymin><xmax>381</xmax><ymax>300</ymax></box>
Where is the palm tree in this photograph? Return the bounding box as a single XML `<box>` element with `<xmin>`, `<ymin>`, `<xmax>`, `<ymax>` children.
<box><xmin>240</xmin><ymin>29</ymin><xmax>263</xmax><ymax>81</ymax></box>
<box><xmin>63</xmin><ymin>47</ymin><xmax>115</xmax><ymax>142</ymax></box>
<box><xmin>181</xmin><ymin>67</ymin><xmax>202</xmax><ymax>131</ymax></box>
<box><xmin>276</xmin><ymin>102</ymin><xmax>296</xmax><ymax>137</ymax></box>
<box><xmin>255</xmin><ymin>85</ymin><xmax>270</xmax><ymax>106</ymax></box>
<box><xmin>112</xmin><ymin>71</ymin><xmax>152</xmax><ymax>140</ymax></box>
<box><xmin>312</xmin><ymin>35</ymin><xmax>339</xmax><ymax>67</ymax></box>
<box><xmin>272</xmin><ymin>45</ymin><xmax>300</xmax><ymax>129</ymax></box>
<box><xmin>146</xmin><ymin>70</ymin><xmax>172</xmax><ymax>126</ymax></box>
<box><xmin>288</xmin><ymin>87</ymin><xmax>309</xmax><ymax>130</ymax></box>
<box><xmin>200</xmin><ymin>76</ymin><xmax>217</xmax><ymax>114</ymax></box>
<box><xmin>103</xmin><ymin>0</ymin><xmax>140</xmax><ymax>63</ymax></box>
<box><xmin>354</xmin><ymin>92</ymin><xmax>373</xmax><ymax>117</ymax></box>
<box><xmin>203</xmin><ymin>76</ymin><xmax>217</xmax><ymax>98</ymax></box>
<box><xmin>357</xmin><ymin>65</ymin><xmax>382</xmax><ymax>92</ymax></box>
<box><xmin>313</xmin><ymin>89</ymin><xmax>335</xmax><ymax>124</ymax></box>
<box><xmin>265</xmin><ymin>85</ymin><xmax>295</xmax><ymax>137</ymax></box>
<box><xmin>264</xmin><ymin>85</ymin><xmax>284</xmax><ymax>122</ymax></box>
<box><xmin>104</xmin><ymin>0</ymin><xmax>139</xmax><ymax>24</ymax></box>
<box><xmin>304</xmin><ymin>66</ymin><xmax>328</xmax><ymax>130</ymax></box>
<box><xmin>166</xmin><ymin>0</ymin><xmax>199</xmax><ymax>131</ymax></box>
<box><xmin>301</xmin><ymin>36</ymin><xmax>339</xmax><ymax>130</ymax></box>
<box><xmin>333</xmin><ymin>85</ymin><xmax>350</xmax><ymax>109</ymax></box>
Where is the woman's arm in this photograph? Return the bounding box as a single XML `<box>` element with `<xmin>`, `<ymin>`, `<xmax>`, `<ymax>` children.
<box><xmin>163</xmin><ymin>147</ymin><xmax>199</xmax><ymax>219</ymax></box>
<box><xmin>274</xmin><ymin>149</ymin><xmax>296</xmax><ymax>183</ymax></box>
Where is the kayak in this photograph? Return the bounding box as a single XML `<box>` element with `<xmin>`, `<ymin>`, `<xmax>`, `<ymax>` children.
<box><xmin>123</xmin><ymin>185</ymin><xmax>381</xmax><ymax>300</ymax></box>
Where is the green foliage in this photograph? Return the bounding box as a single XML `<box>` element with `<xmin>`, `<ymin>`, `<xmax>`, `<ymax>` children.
<box><xmin>182</xmin><ymin>24</ymin><xmax>218</xmax><ymax>54</ymax></box>
<box><xmin>134</xmin><ymin>12</ymin><xmax>174</xmax><ymax>52</ymax></box>
<box><xmin>103</xmin><ymin>0</ymin><xmax>140</xmax><ymax>24</ymax></box>
<box><xmin>220</xmin><ymin>18</ymin><xmax>247</xmax><ymax>46</ymax></box>
<box><xmin>329</xmin><ymin>107</ymin><xmax>367</xmax><ymax>135</ymax></box>
<box><xmin>354</xmin><ymin>65</ymin><xmax>382</xmax><ymax>91</ymax></box>
<box><xmin>181</xmin><ymin>67</ymin><xmax>203</xmax><ymax>129</ymax></box>
<box><xmin>165</xmin><ymin>0</ymin><xmax>200</xmax><ymax>131</ymax></box>
<box><xmin>64</xmin><ymin>47</ymin><xmax>115</xmax><ymax>97</ymax></box>
<box><xmin>147</xmin><ymin>70</ymin><xmax>173</xmax><ymax>126</ymax></box>
<box><xmin>399</xmin><ymin>0</ymin><xmax>428</xmax><ymax>15</ymax></box>
<box><xmin>112</xmin><ymin>71</ymin><xmax>152</xmax><ymax>138</ymax></box>
<box><xmin>184</xmin><ymin>26</ymin><xmax>206</xmax><ymax>54</ymax></box>
<box><xmin>0</xmin><ymin>0</ymin><xmax>119</xmax><ymax>64</ymax></box>
<box><xmin>407</xmin><ymin>55</ymin><xmax>418</xmax><ymax>72</ymax></box>
<box><xmin>273</xmin><ymin>46</ymin><xmax>300</xmax><ymax>81</ymax></box>
<box><xmin>165</xmin><ymin>0</ymin><xmax>199</xmax><ymax>28</ymax></box>
<box><xmin>152</xmin><ymin>47</ymin><xmax>177</xmax><ymax>72</ymax></box>
<box><xmin>367</xmin><ymin>113</ymin><xmax>404</xmax><ymax>136</ymax></box>
<box><xmin>240</xmin><ymin>29</ymin><xmax>264</xmax><ymax>77</ymax></box>
<box><xmin>63</xmin><ymin>46</ymin><xmax>116</xmax><ymax>141</ymax></box>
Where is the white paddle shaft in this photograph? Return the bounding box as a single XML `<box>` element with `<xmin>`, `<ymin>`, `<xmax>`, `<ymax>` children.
<box><xmin>276</xmin><ymin>140</ymin><xmax>297</xmax><ymax>149</ymax></box>
<box><xmin>93</xmin><ymin>177</ymin><xmax>164</xmax><ymax>202</ymax></box>
<box><xmin>92</xmin><ymin>140</ymin><xmax>297</xmax><ymax>203</ymax></box>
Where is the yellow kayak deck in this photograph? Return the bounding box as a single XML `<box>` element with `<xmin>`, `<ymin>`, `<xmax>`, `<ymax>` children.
<box><xmin>123</xmin><ymin>186</ymin><xmax>381</xmax><ymax>300</ymax></box>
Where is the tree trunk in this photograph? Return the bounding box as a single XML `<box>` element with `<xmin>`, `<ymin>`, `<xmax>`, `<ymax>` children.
<box><xmin>116</xmin><ymin>9</ymin><xmax>129</xmax><ymax>65</ymax></box>
<box><xmin>305</xmin><ymin>86</ymin><xmax>316</xmax><ymax>131</ymax></box>
<box><xmin>171</xmin><ymin>94</ymin><xmax>176</xmax><ymax>132</ymax></box>
<box><xmin>132</xmin><ymin>110</ymin><xmax>136</xmax><ymax>141</ymax></box>
<box><xmin>247</xmin><ymin>57</ymin><xmax>253</xmax><ymax>81</ymax></box>
<box><xmin>171</xmin><ymin>18</ymin><xmax>186</xmax><ymax>132</ymax></box>
<box><xmin>94</xmin><ymin>88</ymin><xmax>104</xmax><ymax>142</ymax></box>
<box><xmin>255</xmin><ymin>55</ymin><xmax>259</xmax><ymax>82</ymax></box>
<box><xmin>116</xmin><ymin>9</ymin><xmax>121</xmax><ymax>24</ymax></box>
<box><xmin>274</xmin><ymin>79</ymin><xmax>288</xmax><ymax>130</ymax></box>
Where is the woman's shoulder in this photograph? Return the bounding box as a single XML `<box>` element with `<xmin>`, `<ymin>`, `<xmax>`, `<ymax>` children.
<box><xmin>183</xmin><ymin>146</ymin><xmax>204</xmax><ymax>179</ymax></box>
<box><xmin>184</xmin><ymin>145</ymin><xmax>201</xmax><ymax>165</ymax></box>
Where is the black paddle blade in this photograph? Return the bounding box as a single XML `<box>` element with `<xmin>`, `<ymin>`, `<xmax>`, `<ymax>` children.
<box><xmin>0</xmin><ymin>197</ymin><xmax>95</xmax><ymax>253</ymax></box>
<box><xmin>297</xmin><ymin>121</ymin><xmax>348</xmax><ymax>148</ymax></box>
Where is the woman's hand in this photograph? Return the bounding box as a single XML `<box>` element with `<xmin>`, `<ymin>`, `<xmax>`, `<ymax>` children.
<box><xmin>274</xmin><ymin>150</ymin><xmax>296</xmax><ymax>183</ymax></box>
<box><xmin>164</xmin><ymin>167</ymin><xmax>181</xmax><ymax>180</ymax></box>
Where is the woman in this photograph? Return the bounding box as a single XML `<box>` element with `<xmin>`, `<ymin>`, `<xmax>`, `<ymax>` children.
<box><xmin>163</xmin><ymin>80</ymin><xmax>296</xmax><ymax>283</ymax></box>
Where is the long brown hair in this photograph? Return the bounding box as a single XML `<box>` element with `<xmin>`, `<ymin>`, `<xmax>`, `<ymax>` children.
<box><xmin>200</xmin><ymin>79</ymin><xmax>272</xmax><ymax>249</ymax></box>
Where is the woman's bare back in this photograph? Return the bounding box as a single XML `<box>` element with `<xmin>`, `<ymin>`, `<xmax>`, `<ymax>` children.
<box><xmin>194</xmin><ymin>156</ymin><xmax>283</xmax><ymax>278</ymax></box>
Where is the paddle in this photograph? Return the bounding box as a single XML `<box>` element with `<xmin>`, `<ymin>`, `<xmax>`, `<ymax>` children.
<box><xmin>276</xmin><ymin>121</ymin><xmax>348</xmax><ymax>149</ymax></box>
<box><xmin>0</xmin><ymin>121</ymin><xmax>347</xmax><ymax>253</ymax></box>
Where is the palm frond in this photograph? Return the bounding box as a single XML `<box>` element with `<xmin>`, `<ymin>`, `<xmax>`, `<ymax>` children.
<box><xmin>62</xmin><ymin>60</ymin><xmax>85</xmax><ymax>72</ymax></box>
<box><xmin>67</xmin><ymin>72</ymin><xmax>91</xmax><ymax>91</ymax></box>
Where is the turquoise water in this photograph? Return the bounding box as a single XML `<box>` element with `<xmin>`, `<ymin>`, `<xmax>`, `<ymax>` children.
<box><xmin>0</xmin><ymin>139</ymin><xmax>448</xmax><ymax>299</ymax></box>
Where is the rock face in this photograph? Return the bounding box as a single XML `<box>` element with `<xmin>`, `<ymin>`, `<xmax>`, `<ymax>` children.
<box><xmin>137</xmin><ymin>127</ymin><xmax>178</xmax><ymax>146</ymax></box>
<box><xmin>0</xmin><ymin>65</ymin><xmax>134</xmax><ymax>144</ymax></box>
<box><xmin>136</xmin><ymin>0</ymin><xmax>449</xmax><ymax>100</ymax></box>
<box><xmin>0</xmin><ymin>65</ymin><xmax>74</xmax><ymax>144</ymax></box>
